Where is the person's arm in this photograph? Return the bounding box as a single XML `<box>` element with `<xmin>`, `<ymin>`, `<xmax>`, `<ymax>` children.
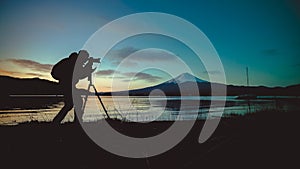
<box><xmin>74</xmin><ymin>61</ymin><xmax>96</xmax><ymax>80</ymax></box>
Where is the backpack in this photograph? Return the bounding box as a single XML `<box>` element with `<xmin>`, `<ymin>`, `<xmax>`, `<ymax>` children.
<box><xmin>51</xmin><ymin>58</ymin><xmax>69</xmax><ymax>80</ymax></box>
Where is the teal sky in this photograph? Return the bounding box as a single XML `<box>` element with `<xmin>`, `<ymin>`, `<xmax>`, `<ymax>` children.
<box><xmin>1</xmin><ymin>0</ymin><xmax>300</xmax><ymax>90</ymax></box>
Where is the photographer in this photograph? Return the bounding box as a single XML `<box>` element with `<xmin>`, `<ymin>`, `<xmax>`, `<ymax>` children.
<box><xmin>51</xmin><ymin>50</ymin><xmax>96</xmax><ymax>125</ymax></box>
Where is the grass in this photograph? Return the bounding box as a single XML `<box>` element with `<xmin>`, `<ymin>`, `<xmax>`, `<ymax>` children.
<box><xmin>0</xmin><ymin>108</ymin><xmax>299</xmax><ymax>169</ymax></box>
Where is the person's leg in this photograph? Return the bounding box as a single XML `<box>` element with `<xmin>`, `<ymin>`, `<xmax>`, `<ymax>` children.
<box><xmin>53</xmin><ymin>93</ymin><xmax>73</xmax><ymax>125</ymax></box>
<box><xmin>53</xmin><ymin>104</ymin><xmax>73</xmax><ymax>124</ymax></box>
<box><xmin>73</xmin><ymin>89</ymin><xmax>84</xmax><ymax>124</ymax></box>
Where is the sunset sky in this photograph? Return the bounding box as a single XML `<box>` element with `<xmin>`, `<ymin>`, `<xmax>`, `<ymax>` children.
<box><xmin>1</xmin><ymin>0</ymin><xmax>300</xmax><ymax>92</ymax></box>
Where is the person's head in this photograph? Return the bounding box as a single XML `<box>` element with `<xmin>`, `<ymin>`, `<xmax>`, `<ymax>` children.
<box><xmin>77</xmin><ymin>50</ymin><xmax>90</xmax><ymax>65</ymax></box>
<box><xmin>77</xmin><ymin>50</ymin><xmax>90</xmax><ymax>64</ymax></box>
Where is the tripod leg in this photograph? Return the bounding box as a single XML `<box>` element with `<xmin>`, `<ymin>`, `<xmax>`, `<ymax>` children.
<box><xmin>92</xmin><ymin>85</ymin><xmax>110</xmax><ymax>119</ymax></box>
<box><xmin>82</xmin><ymin>84</ymin><xmax>91</xmax><ymax>114</ymax></box>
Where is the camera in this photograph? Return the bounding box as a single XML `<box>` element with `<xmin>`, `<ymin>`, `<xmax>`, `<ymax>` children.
<box><xmin>88</xmin><ymin>57</ymin><xmax>101</xmax><ymax>63</ymax></box>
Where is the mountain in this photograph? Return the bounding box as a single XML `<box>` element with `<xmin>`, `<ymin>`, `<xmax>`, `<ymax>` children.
<box><xmin>109</xmin><ymin>73</ymin><xmax>215</xmax><ymax>96</ymax></box>
<box><xmin>1</xmin><ymin>74</ymin><xmax>299</xmax><ymax>98</ymax></box>
<box><xmin>103</xmin><ymin>73</ymin><xmax>205</xmax><ymax>96</ymax></box>
<box><xmin>0</xmin><ymin>76</ymin><xmax>62</xmax><ymax>96</ymax></box>
<box><xmin>0</xmin><ymin>76</ymin><xmax>63</xmax><ymax>109</ymax></box>
<box><xmin>165</xmin><ymin>73</ymin><xmax>208</xmax><ymax>84</ymax></box>
<box><xmin>104</xmin><ymin>73</ymin><xmax>300</xmax><ymax>96</ymax></box>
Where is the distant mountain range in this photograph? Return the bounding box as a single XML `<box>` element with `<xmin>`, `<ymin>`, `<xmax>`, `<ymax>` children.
<box><xmin>1</xmin><ymin>74</ymin><xmax>300</xmax><ymax>98</ymax></box>
<box><xmin>0</xmin><ymin>76</ymin><xmax>63</xmax><ymax>109</ymax></box>
<box><xmin>103</xmin><ymin>73</ymin><xmax>300</xmax><ymax>96</ymax></box>
<box><xmin>0</xmin><ymin>76</ymin><xmax>62</xmax><ymax>98</ymax></box>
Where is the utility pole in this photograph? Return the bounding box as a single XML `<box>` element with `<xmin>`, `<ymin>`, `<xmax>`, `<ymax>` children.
<box><xmin>246</xmin><ymin>67</ymin><xmax>249</xmax><ymax>87</ymax></box>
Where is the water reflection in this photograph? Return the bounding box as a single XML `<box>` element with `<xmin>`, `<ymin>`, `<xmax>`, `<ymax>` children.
<box><xmin>0</xmin><ymin>96</ymin><xmax>299</xmax><ymax>125</ymax></box>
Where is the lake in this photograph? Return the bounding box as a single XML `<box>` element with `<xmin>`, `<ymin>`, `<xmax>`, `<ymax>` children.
<box><xmin>0</xmin><ymin>96</ymin><xmax>299</xmax><ymax>125</ymax></box>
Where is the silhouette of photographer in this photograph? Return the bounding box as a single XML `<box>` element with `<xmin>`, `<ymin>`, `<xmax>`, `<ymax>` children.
<box><xmin>51</xmin><ymin>50</ymin><xmax>96</xmax><ymax>124</ymax></box>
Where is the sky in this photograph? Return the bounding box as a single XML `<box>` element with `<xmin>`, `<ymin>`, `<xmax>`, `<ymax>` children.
<box><xmin>0</xmin><ymin>0</ymin><xmax>300</xmax><ymax>92</ymax></box>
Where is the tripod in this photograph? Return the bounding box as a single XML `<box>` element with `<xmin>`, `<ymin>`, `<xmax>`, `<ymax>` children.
<box><xmin>82</xmin><ymin>73</ymin><xmax>111</xmax><ymax>119</ymax></box>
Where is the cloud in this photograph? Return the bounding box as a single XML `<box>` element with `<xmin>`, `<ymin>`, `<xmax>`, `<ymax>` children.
<box><xmin>0</xmin><ymin>68</ymin><xmax>49</xmax><ymax>79</ymax></box>
<box><xmin>0</xmin><ymin>59</ymin><xmax>53</xmax><ymax>80</ymax></box>
<box><xmin>95</xmin><ymin>69</ymin><xmax>121</xmax><ymax>77</ymax></box>
<box><xmin>128</xmin><ymin>49</ymin><xmax>177</xmax><ymax>62</ymax></box>
<box><xmin>3</xmin><ymin>59</ymin><xmax>53</xmax><ymax>72</ymax></box>
<box><xmin>25</xmin><ymin>72</ymin><xmax>45</xmax><ymax>77</ymax></box>
<box><xmin>111</xmin><ymin>60</ymin><xmax>139</xmax><ymax>67</ymax></box>
<box><xmin>261</xmin><ymin>49</ymin><xmax>279</xmax><ymax>56</ymax></box>
<box><xmin>95</xmin><ymin>69</ymin><xmax>162</xmax><ymax>83</ymax></box>
<box><xmin>0</xmin><ymin>68</ymin><xmax>19</xmax><ymax>76</ymax></box>
<box><xmin>107</xmin><ymin>47</ymin><xmax>139</xmax><ymax>60</ymax></box>
<box><xmin>203</xmin><ymin>70</ymin><xmax>221</xmax><ymax>75</ymax></box>
<box><xmin>106</xmin><ymin>47</ymin><xmax>177</xmax><ymax>67</ymax></box>
<box><xmin>121</xmin><ymin>72</ymin><xmax>162</xmax><ymax>83</ymax></box>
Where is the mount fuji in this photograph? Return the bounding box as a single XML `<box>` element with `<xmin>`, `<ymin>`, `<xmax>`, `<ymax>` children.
<box><xmin>1</xmin><ymin>74</ymin><xmax>299</xmax><ymax>98</ymax></box>
<box><xmin>104</xmin><ymin>72</ymin><xmax>300</xmax><ymax>96</ymax></box>
<box><xmin>110</xmin><ymin>73</ymin><xmax>214</xmax><ymax>96</ymax></box>
<box><xmin>165</xmin><ymin>73</ymin><xmax>208</xmax><ymax>84</ymax></box>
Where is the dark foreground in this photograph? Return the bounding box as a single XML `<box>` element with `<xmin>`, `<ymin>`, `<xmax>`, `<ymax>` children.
<box><xmin>1</xmin><ymin>110</ymin><xmax>299</xmax><ymax>169</ymax></box>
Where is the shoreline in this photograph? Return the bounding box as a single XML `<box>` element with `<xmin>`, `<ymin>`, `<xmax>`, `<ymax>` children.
<box><xmin>1</xmin><ymin>109</ymin><xmax>298</xmax><ymax>169</ymax></box>
<box><xmin>1</xmin><ymin>96</ymin><xmax>299</xmax><ymax>125</ymax></box>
